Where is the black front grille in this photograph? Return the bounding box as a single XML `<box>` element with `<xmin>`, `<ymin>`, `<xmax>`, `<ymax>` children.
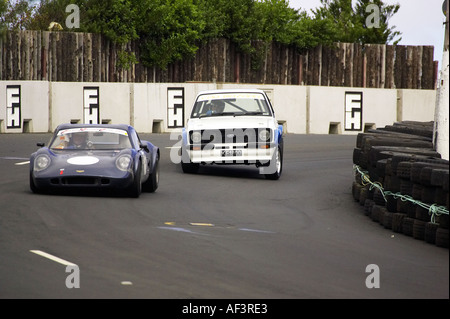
<box><xmin>190</xmin><ymin>128</ymin><xmax>271</xmax><ymax>145</ymax></box>
<box><xmin>62</xmin><ymin>177</ymin><xmax>97</xmax><ymax>185</ymax></box>
<box><xmin>57</xmin><ymin>177</ymin><xmax>110</xmax><ymax>186</ymax></box>
<box><xmin>48</xmin><ymin>176</ymin><xmax>112</xmax><ymax>187</ymax></box>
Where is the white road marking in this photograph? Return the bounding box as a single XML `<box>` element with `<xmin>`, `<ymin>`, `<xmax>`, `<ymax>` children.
<box><xmin>15</xmin><ymin>161</ymin><xmax>30</xmax><ymax>166</ymax></box>
<box><xmin>238</xmin><ymin>228</ymin><xmax>275</xmax><ymax>234</ymax></box>
<box><xmin>0</xmin><ymin>156</ymin><xmax>29</xmax><ymax>160</ymax></box>
<box><xmin>165</xmin><ymin>146</ymin><xmax>180</xmax><ymax>149</ymax></box>
<box><xmin>190</xmin><ymin>222</ymin><xmax>214</xmax><ymax>226</ymax></box>
<box><xmin>30</xmin><ymin>250</ymin><xmax>77</xmax><ymax>267</ymax></box>
<box><xmin>121</xmin><ymin>281</ymin><xmax>133</xmax><ymax>285</ymax></box>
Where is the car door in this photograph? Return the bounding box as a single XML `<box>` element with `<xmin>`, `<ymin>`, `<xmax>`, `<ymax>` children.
<box><xmin>129</xmin><ymin>129</ymin><xmax>150</xmax><ymax>181</ymax></box>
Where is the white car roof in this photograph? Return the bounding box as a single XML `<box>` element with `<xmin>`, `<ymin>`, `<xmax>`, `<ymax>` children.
<box><xmin>195</xmin><ymin>88</ymin><xmax>267</xmax><ymax>96</ymax></box>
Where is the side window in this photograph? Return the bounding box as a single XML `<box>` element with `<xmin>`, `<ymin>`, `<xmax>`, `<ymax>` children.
<box><xmin>135</xmin><ymin>132</ymin><xmax>143</xmax><ymax>146</ymax></box>
<box><xmin>129</xmin><ymin>130</ymin><xmax>140</xmax><ymax>149</ymax></box>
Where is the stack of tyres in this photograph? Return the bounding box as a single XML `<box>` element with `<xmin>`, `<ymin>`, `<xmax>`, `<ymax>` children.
<box><xmin>352</xmin><ymin>121</ymin><xmax>449</xmax><ymax>248</ymax></box>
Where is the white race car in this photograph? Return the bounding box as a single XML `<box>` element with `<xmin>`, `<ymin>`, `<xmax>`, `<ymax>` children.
<box><xmin>181</xmin><ymin>89</ymin><xmax>283</xmax><ymax>179</ymax></box>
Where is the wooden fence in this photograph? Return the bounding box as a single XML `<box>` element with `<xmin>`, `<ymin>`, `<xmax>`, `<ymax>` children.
<box><xmin>0</xmin><ymin>30</ymin><xmax>437</xmax><ymax>89</ymax></box>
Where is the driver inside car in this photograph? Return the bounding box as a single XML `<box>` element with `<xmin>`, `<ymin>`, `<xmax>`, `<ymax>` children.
<box><xmin>67</xmin><ymin>132</ymin><xmax>89</xmax><ymax>149</ymax></box>
<box><xmin>205</xmin><ymin>100</ymin><xmax>225</xmax><ymax>116</ymax></box>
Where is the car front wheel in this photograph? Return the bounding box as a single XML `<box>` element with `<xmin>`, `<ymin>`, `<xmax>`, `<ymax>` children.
<box><xmin>181</xmin><ymin>147</ymin><xmax>199</xmax><ymax>174</ymax></box>
<box><xmin>264</xmin><ymin>146</ymin><xmax>282</xmax><ymax>180</ymax></box>
<box><xmin>128</xmin><ymin>162</ymin><xmax>142</xmax><ymax>198</ymax></box>
<box><xmin>143</xmin><ymin>156</ymin><xmax>159</xmax><ymax>193</ymax></box>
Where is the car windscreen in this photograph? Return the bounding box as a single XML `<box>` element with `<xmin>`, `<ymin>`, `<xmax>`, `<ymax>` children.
<box><xmin>190</xmin><ymin>93</ymin><xmax>272</xmax><ymax>118</ymax></box>
<box><xmin>50</xmin><ymin>128</ymin><xmax>132</xmax><ymax>150</ymax></box>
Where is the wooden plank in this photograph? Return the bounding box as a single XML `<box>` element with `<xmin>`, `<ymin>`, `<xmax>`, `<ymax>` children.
<box><xmin>0</xmin><ymin>30</ymin><xmax>440</xmax><ymax>88</ymax></box>
<box><xmin>405</xmin><ymin>46</ymin><xmax>414</xmax><ymax>89</ymax></box>
<box><xmin>342</xmin><ymin>43</ymin><xmax>351</xmax><ymax>87</ymax></box>
<box><xmin>385</xmin><ymin>45</ymin><xmax>394</xmax><ymax>88</ymax></box>
<box><xmin>394</xmin><ymin>45</ymin><xmax>405</xmax><ymax>88</ymax></box>
<box><xmin>421</xmin><ymin>46</ymin><xmax>434</xmax><ymax>89</ymax></box>
<box><xmin>414</xmin><ymin>46</ymin><xmax>422</xmax><ymax>89</ymax></box>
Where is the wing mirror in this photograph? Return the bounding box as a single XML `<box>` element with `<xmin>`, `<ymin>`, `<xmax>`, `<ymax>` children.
<box><xmin>140</xmin><ymin>143</ymin><xmax>149</xmax><ymax>152</ymax></box>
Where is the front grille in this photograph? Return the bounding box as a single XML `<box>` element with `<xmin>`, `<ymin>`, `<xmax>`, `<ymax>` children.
<box><xmin>190</xmin><ymin>128</ymin><xmax>271</xmax><ymax>145</ymax></box>
<box><xmin>62</xmin><ymin>177</ymin><xmax>97</xmax><ymax>185</ymax></box>
<box><xmin>53</xmin><ymin>176</ymin><xmax>111</xmax><ymax>186</ymax></box>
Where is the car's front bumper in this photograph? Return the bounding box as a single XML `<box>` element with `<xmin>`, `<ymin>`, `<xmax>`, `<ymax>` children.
<box><xmin>32</xmin><ymin>172</ymin><xmax>134</xmax><ymax>190</ymax></box>
<box><xmin>185</xmin><ymin>145</ymin><xmax>276</xmax><ymax>165</ymax></box>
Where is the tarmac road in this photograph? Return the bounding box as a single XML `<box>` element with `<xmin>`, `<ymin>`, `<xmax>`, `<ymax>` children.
<box><xmin>0</xmin><ymin>133</ymin><xmax>448</xmax><ymax>299</ymax></box>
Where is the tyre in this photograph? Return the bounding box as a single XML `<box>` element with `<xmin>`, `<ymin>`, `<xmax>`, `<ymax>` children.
<box><xmin>430</xmin><ymin>168</ymin><xmax>449</xmax><ymax>187</ymax></box>
<box><xmin>396</xmin><ymin>161</ymin><xmax>413</xmax><ymax>179</ymax></box>
<box><xmin>364</xmin><ymin>199</ymin><xmax>375</xmax><ymax>216</ymax></box>
<box><xmin>359</xmin><ymin>185</ymin><xmax>369</xmax><ymax>206</ymax></box>
<box><xmin>29</xmin><ymin>172</ymin><xmax>42</xmax><ymax>194</ymax></box>
<box><xmin>400</xmin><ymin>179</ymin><xmax>414</xmax><ymax>196</ymax></box>
<box><xmin>353</xmin><ymin>148</ymin><xmax>362</xmax><ymax>165</ymax></box>
<box><xmin>386</xmin><ymin>196</ymin><xmax>397</xmax><ymax>212</ymax></box>
<box><xmin>372</xmin><ymin>188</ymin><xmax>386</xmax><ymax>206</ymax></box>
<box><xmin>412</xmin><ymin>183</ymin><xmax>423</xmax><ymax>200</ymax></box>
<box><xmin>402</xmin><ymin>217</ymin><xmax>414</xmax><ymax>236</ymax></box>
<box><xmin>412</xmin><ymin>219</ymin><xmax>426</xmax><ymax>240</ymax></box>
<box><xmin>383</xmin><ymin>211</ymin><xmax>393</xmax><ymax>229</ymax></box>
<box><xmin>128</xmin><ymin>162</ymin><xmax>142</xmax><ymax>198</ymax></box>
<box><xmin>376</xmin><ymin>159</ymin><xmax>388</xmax><ymax>179</ymax></box>
<box><xmin>371</xmin><ymin>205</ymin><xmax>385</xmax><ymax>223</ymax></box>
<box><xmin>352</xmin><ymin>182</ymin><xmax>362</xmax><ymax>202</ymax></box>
<box><xmin>415</xmin><ymin>206</ymin><xmax>430</xmax><ymax>222</ymax></box>
<box><xmin>181</xmin><ymin>147</ymin><xmax>199</xmax><ymax>174</ymax></box>
<box><xmin>421</xmin><ymin>186</ymin><xmax>436</xmax><ymax>203</ymax></box>
<box><xmin>392</xmin><ymin>213</ymin><xmax>406</xmax><ymax>233</ymax></box>
<box><xmin>424</xmin><ymin>222</ymin><xmax>438</xmax><ymax>244</ymax></box>
<box><xmin>437</xmin><ymin>214</ymin><xmax>449</xmax><ymax>229</ymax></box>
<box><xmin>264</xmin><ymin>146</ymin><xmax>283</xmax><ymax>180</ymax></box>
<box><xmin>435</xmin><ymin>228</ymin><xmax>449</xmax><ymax>248</ymax></box>
<box><xmin>143</xmin><ymin>156</ymin><xmax>159</xmax><ymax>193</ymax></box>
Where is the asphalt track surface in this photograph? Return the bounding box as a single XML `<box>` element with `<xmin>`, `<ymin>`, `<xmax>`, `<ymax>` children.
<box><xmin>0</xmin><ymin>133</ymin><xmax>448</xmax><ymax>299</ymax></box>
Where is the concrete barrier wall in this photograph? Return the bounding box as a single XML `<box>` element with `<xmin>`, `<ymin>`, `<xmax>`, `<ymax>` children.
<box><xmin>0</xmin><ymin>81</ymin><xmax>436</xmax><ymax>135</ymax></box>
<box><xmin>0</xmin><ymin>81</ymin><xmax>50</xmax><ymax>133</ymax></box>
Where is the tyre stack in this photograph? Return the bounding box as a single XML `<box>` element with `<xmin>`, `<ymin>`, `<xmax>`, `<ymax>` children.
<box><xmin>352</xmin><ymin>121</ymin><xmax>449</xmax><ymax>248</ymax></box>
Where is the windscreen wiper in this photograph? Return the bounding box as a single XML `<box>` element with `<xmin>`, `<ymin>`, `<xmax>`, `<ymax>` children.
<box><xmin>233</xmin><ymin>111</ymin><xmax>264</xmax><ymax>116</ymax></box>
<box><xmin>199</xmin><ymin>112</ymin><xmax>236</xmax><ymax>118</ymax></box>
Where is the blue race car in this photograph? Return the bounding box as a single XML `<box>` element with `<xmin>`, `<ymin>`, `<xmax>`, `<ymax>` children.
<box><xmin>30</xmin><ymin>124</ymin><xmax>159</xmax><ymax>197</ymax></box>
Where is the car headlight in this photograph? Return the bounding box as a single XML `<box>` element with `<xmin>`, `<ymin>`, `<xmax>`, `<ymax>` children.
<box><xmin>191</xmin><ymin>131</ymin><xmax>202</xmax><ymax>144</ymax></box>
<box><xmin>34</xmin><ymin>155</ymin><xmax>51</xmax><ymax>171</ymax></box>
<box><xmin>116</xmin><ymin>155</ymin><xmax>132</xmax><ymax>171</ymax></box>
<box><xmin>259</xmin><ymin>129</ymin><xmax>271</xmax><ymax>142</ymax></box>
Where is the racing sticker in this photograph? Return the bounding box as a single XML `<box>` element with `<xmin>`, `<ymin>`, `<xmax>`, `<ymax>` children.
<box><xmin>167</xmin><ymin>88</ymin><xmax>184</xmax><ymax>128</ymax></box>
<box><xmin>83</xmin><ymin>87</ymin><xmax>100</xmax><ymax>124</ymax></box>
<box><xmin>6</xmin><ymin>85</ymin><xmax>21</xmax><ymax>129</ymax></box>
<box><xmin>344</xmin><ymin>91</ymin><xmax>363</xmax><ymax>131</ymax></box>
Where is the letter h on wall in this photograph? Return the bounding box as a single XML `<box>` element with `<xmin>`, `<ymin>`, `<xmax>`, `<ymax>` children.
<box><xmin>167</xmin><ymin>88</ymin><xmax>184</xmax><ymax>128</ymax></box>
<box><xmin>83</xmin><ymin>87</ymin><xmax>100</xmax><ymax>124</ymax></box>
<box><xmin>6</xmin><ymin>85</ymin><xmax>21</xmax><ymax>129</ymax></box>
<box><xmin>345</xmin><ymin>92</ymin><xmax>363</xmax><ymax>131</ymax></box>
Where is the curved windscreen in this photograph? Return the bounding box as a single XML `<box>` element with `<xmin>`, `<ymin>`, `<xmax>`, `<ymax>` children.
<box><xmin>50</xmin><ymin>127</ymin><xmax>132</xmax><ymax>150</ymax></box>
<box><xmin>190</xmin><ymin>92</ymin><xmax>272</xmax><ymax>118</ymax></box>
